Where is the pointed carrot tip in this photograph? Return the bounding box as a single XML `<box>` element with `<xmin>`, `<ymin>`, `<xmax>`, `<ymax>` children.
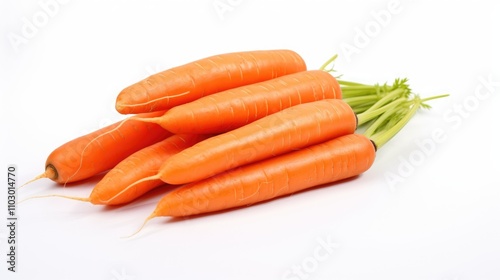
<box><xmin>17</xmin><ymin>170</ymin><xmax>51</xmax><ymax>191</ymax></box>
<box><xmin>18</xmin><ymin>194</ymin><xmax>90</xmax><ymax>205</ymax></box>
<box><xmin>122</xmin><ymin>212</ymin><xmax>157</xmax><ymax>239</ymax></box>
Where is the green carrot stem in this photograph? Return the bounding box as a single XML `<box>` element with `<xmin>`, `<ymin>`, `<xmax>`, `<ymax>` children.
<box><xmin>342</xmin><ymin>91</ymin><xmax>378</xmax><ymax>99</ymax></box>
<box><xmin>357</xmin><ymin>97</ymin><xmax>406</xmax><ymax>126</ymax></box>
<box><xmin>369</xmin><ymin>99</ymin><xmax>420</xmax><ymax>149</ymax></box>
<box><xmin>343</xmin><ymin>95</ymin><xmax>380</xmax><ymax>107</ymax></box>
<box><xmin>368</xmin><ymin>94</ymin><xmax>449</xmax><ymax>149</ymax></box>
<box><xmin>319</xmin><ymin>54</ymin><xmax>338</xmax><ymax>72</ymax></box>
<box><xmin>338</xmin><ymin>80</ymin><xmax>371</xmax><ymax>87</ymax></box>
<box><xmin>381</xmin><ymin>107</ymin><xmax>409</xmax><ymax>130</ymax></box>
<box><xmin>352</xmin><ymin>105</ymin><xmax>374</xmax><ymax>115</ymax></box>
<box><xmin>362</xmin><ymin>87</ymin><xmax>407</xmax><ymax>115</ymax></box>
<box><xmin>420</xmin><ymin>94</ymin><xmax>450</xmax><ymax>105</ymax></box>
<box><xmin>364</xmin><ymin>101</ymin><xmax>410</xmax><ymax>139</ymax></box>
<box><xmin>367</xmin><ymin>130</ymin><xmax>385</xmax><ymax>143</ymax></box>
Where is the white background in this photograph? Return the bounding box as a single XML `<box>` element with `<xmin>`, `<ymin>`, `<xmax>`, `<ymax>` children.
<box><xmin>1</xmin><ymin>1</ymin><xmax>499</xmax><ymax>279</ymax></box>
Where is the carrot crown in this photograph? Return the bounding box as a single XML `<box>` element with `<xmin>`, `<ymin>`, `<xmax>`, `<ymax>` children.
<box><xmin>320</xmin><ymin>54</ymin><xmax>449</xmax><ymax>150</ymax></box>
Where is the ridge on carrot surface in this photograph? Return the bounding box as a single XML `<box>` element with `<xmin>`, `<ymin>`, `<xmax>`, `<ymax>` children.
<box><xmin>115</xmin><ymin>49</ymin><xmax>307</xmax><ymax>114</ymax></box>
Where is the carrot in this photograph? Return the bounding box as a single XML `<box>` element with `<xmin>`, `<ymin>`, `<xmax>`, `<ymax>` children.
<box><xmin>33</xmin><ymin>134</ymin><xmax>210</xmax><ymax>205</ymax></box>
<box><xmin>23</xmin><ymin>111</ymin><xmax>172</xmax><ymax>186</ymax></box>
<box><xmin>146</xmin><ymin>134</ymin><xmax>376</xmax><ymax>217</ymax></box>
<box><xmin>154</xmin><ymin>99</ymin><xmax>358</xmax><ymax>185</ymax></box>
<box><xmin>115</xmin><ymin>49</ymin><xmax>307</xmax><ymax>114</ymax></box>
<box><xmin>135</xmin><ymin>70</ymin><xmax>342</xmax><ymax>134</ymax></box>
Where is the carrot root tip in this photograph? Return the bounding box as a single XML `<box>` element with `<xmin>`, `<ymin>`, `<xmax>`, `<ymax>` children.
<box><xmin>92</xmin><ymin>174</ymin><xmax>160</xmax><ymax>205</ymax></box>
<box><xmin>17</xmin><ymin>170</ymin><xmax>51</xmax><ymax>190</ymax></box>
<box><xmin>18</xmin><ymin>194</ymin><xmax>90</xmax><ymax>205</ymax></box>
<box><xmin>122</xmin><ymin>213</ymin><xmax>156</xmax><ymax>239</ymax></box>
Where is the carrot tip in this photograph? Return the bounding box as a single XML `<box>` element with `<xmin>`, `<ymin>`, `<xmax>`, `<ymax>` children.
<box><xmin>17</xmin><ymin>171</ymin><xmax>50</xmax><ymax>191</ymax></box>
<box><xmin>18</xmin><ymin>194</ymin><xmax>90</xmax><ymax>205</ymax></box>
<box><xmin>91</xmin><ymin>174</ymin><xmax>161</xmax><ymax>205</ymax></box>
<box><xmin>122</xmin><ymin>212</ymin><xmax>156</xmax><ymax>239</ymax></box>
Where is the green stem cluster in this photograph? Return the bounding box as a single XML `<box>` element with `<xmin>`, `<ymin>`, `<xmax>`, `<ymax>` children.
<box><xmin>320</xmin><ymin>54</ymin><xmax>449</xmax><ymax>149</ymax></box>
<box><xmin>365</xmin><ymin>94</ymin><xmax>448</xmax><ymax>149</ymax></box>
<box><xmin>341</xmin><ymin>78</ymin><xmax>411</xmax><ymax>115</ymax></box>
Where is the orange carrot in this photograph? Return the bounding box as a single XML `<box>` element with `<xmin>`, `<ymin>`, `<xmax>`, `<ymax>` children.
<box><xmin>155</xmin><ymin>99</ymin><xmax>357</xmax><ymax>185</ymax></box>
<box><xmin>115</xmin><ymin>49</ymin><xmax>307</xmax><ymax>114</ymax></box>
<box><xmin>137</xmin><ymin>70</ymin><xmax>342</xmax><ymax>134</ymax></box>
<box><xmin>36</xmin><ymin>134</ymin><xmax>211</xmax><ymax>205</ymax></box>
<box><xmin>26</xmin><ymin>111</ymin><xmax>172</xmax><ymax>185</ymax></box>
<box><xmin>89</xmin><ymin>134</ymin><xmax>210</xmax><ymax>205</ymax></box>
<box><xmin>147</xmin><ymin>134</ymin><xmax>375</xmax><ymax>217</ymax></box>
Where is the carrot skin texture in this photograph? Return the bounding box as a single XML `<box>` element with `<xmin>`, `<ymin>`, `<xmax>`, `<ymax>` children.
<box><xmin>45</xmin><ymin>111</ymin><xmax>171</xmax><ymax>184</ymax></box>
<box><xmin>115</xmin><ymin>49</ymin><xmax>307</xmax><ymax>114</ymax></box>
<box><xmin>90</xmin><ymin>134</ymin><xmax>210</xmax><ymax>205</ymax></box>
<box><xmin>158</xmin><ymin>99</ymin><xmax>357</xmax><ymax>185</ymax></box>
<box><xmin>153</xmin><ymin>134</ymin><xmax>376</xmax><ymax>217</ymax></box>
<box><xmin>156</xmin><ymin>70</ymin><xmax>342</xmax><ymax>134</ymax></box>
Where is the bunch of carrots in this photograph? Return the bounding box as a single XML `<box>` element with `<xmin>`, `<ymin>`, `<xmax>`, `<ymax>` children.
<box><xmin>21</xmin><ymin>49</ymin><xmax>446</xmax><ymax>235</ymax></box>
